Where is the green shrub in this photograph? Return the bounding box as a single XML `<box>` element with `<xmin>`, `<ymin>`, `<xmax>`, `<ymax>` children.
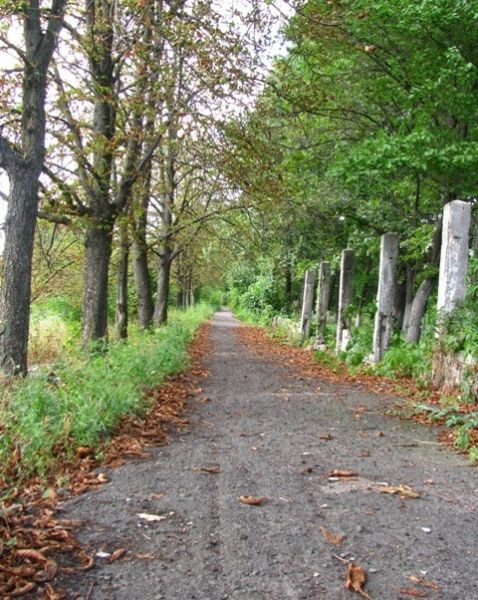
<box><xmin>374</xmin><ymin>337</ymin><xmax>432</xmax><ymax>380</ymax></box>
<box><xmin>0</xmin><ymin>303</ymin><xmax>213</xmax><ymax>482</ymax></box>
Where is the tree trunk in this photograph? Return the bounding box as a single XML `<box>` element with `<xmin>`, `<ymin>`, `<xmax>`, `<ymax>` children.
<box><xmin>401</xmin><ymin>265</ymin><xmax>415</xmax><ymax>334</ymax></box>
<box><xmin>82</xmin><ymin>222</ymin><xmax>114</xmax><ymax>346</ymax></box>
<box><xmin>0</xmin><ymin>1</ymin><xmax>66</xmax><ymax>374</ymax></box>
<box><xmin>132</xmin><ymin>238</ymin><xmax>154</xmax><ymax>329</ymax></box>
<box><xmin>153</xmin><ymin>245</ymin><xmax>172</xmax><ymax>325</ymax></box>
<box><xmin>405</xmin><ymin>222</ymin><xmax>442</xmax><ymax>344</ymax></box>
<box><xmin>405</xmin><ymin>277</ymin><xmax>435</xmax><ymax>343</ymax></box>
<box><xmin>116</xmin><ymin>225</ymin><xmax>129</xmax><ymax>340</ymax></box>
<box><xmin>0</xmin><ymin>171</ymin><xmax>39</xmax><ymax>373</ymax></box>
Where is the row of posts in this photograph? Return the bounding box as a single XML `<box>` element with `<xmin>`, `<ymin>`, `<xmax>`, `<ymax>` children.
<box><xmin>299</xmin><ymin>200</ymin><xmax>472</xmax><ymax>362</ymax></box>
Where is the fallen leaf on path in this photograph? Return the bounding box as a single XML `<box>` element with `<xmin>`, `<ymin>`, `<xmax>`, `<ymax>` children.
<box><xmin>345</xmin><ymin>563</ymin><xmax>372</xmax><ymax>599</ymax></box>
<box><xmin>379</xmin><ymin>484</ymin><xmax>420</xmax><ymax>499</ymax></box>
<box><xmin>320</xmin><ymin>526</ymin><xmax>344</xmax><ymax>546</ymax></box>
<box><xmin>359</xmin><ymin>450</ymin><xmax>370</xmax><ymax>457</ymax></box>
<box><xmin>10</xmin><ymin>581</ymin><xmax>36</xmax><ymax>595</ymax></box>
<box><xmin>319</xmin><ymin>433</ymin><xmax>333</xmax><ymax>441</ymax></box>
<box><xmin>410</xmin><ymin>575</ymin><xmax>441</xmax><ymax>590</ymax></box>
<box><xmin>239</xmin><ymin>495</ymin><xmax>267</xmax><ymax>506</ymax></box>
<box><xmin>192</xmin><ymin>465</ymin><xmax>221</xmax><ymax>474</ymax></box>
<box><xmin>108</xmin><ymin>548</ymin><xmax>126</xmax><ymax>563</ymax></box>
<box><xmin>136</xmin><ymin>512</ymin><xmax>168</xmax><ymax>522</ymax></box>
<box><xmin>97</xmin><ymin>473</ymin><xmax>109</xmax><ymax>483</ymax></box>
<box><xmin>33</xmin><ymin>559</ymin><xmax>58</xmax><ymax>583</ymax></box>
<box><xmin>45</xmin><ymin>583</ymin><xmax>67</xmax><ymax>599</ymax></box>
<box><xmin>398</xmin><ymin>588</ymin><xmax>428</xmax><ymax>598</ymax></box>
<box><xmin>329</xmin><ymin>469</ymin><xmax>358</xmax><ymax>478</ymax></box>
<box><xmin>16</xmin><ymin>549</ymin><xmax>48</xmax><ymax>563</ymax></box>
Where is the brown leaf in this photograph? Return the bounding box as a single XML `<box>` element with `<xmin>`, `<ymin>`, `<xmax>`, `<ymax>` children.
<box><xmin>345</xmin><ymin>563</ymin><xmax>366</xmax><ymax>590</ymax></box>
<box><xmin>329</xmin><ymin>469</ymin><xmax>358</xmax><ymax>478</ymax></box>
<box><xmin>0</xmin><ymin>565</ymin><xmax>36</xmax><ymax>577</ymax></box>
<box><xmin>192</xmin><ymin>465</ymin><xmax>221</xmax><ymax>474</ymax></box>
<box><xmin>379</xmin><ymin>484</ymin><xmax>420</xmax><ymax>499</ymax></box>
<box><xmin>319</xmin><ymin>433</ymin><xmax>333</xmax><ymax>441</ymax></box>
<box><xmin>15</xmin><ymin>549</ymin><xmax>47</xmax><ymax>563</ymax></box>
<box><xmin>33</xmin><ymin>559</ymin><xmax>58</xmax><ymax>582</ymax></box>
<box><xmin>398</xmin><ymin>589</ymin><xmax>428</xmax><ymax>598</ymax></box>
<box><xmin>239</xmin><ymin>495</ymin><xmax>267</xmax><ymax>506</ymax></box>
<box><xmin>10</xmin><ymin>581</ymin><xmax>37</xmax><ymax>597</ymax></box>
<box><xmin>97</xmin><ymin>473</ymin><xmax>109</xmax><ymax>483</ymax></box>
<box><xmin>409</xmin><ymin>575</ymin><xmax>442</xmax><ymax>591</ymax></box>
<box><xmin>45</xmin><ymin>584</ymin><xmax>68</xmax><ymax>599</ymax></box>
<box><xmin>108</xmin><ymin>548</ymin><xmax>126</xmax><ymax>563</ymax></box>
<box><xmin>75</xmin><ymin>446</ymin><xmax>93</xmax><ymax>458</ymax></box>
<box><xmin>345</xmin><ymin>563</ymin><xmax>372</xmax><ymax>599</ymax></box>
<box><xmin>319</xmin><ymin>526</ymin><xmax>344</xmax><ymax>546</ymax></box>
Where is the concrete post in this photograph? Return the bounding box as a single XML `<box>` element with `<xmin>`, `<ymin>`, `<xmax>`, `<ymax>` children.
<box><xmin>437</xmin><ymin>200</ymin><xmax>472</xmax><ymax>315</ymax></box>
<box><xmin>432</xmin><ymin>201</ymin><xmax>472</xmax><ymax>388</ymax></box>
<box><xmin>315</xmin><ymin>261</ymin><xmax>331</xmax><ymax>347</ymax></box>
<box><xmin>336</xmin><ymin>249</ymin><xmax>355</xmax><ymax>354</ymax></box>
<box><xmin>300</xmin><ymin>268</ymin><xmax>316</xmax><ymax>344</ymax></box>
<box><xmin>373</xmin><ymin>233</ymin><xmax>399</xmax><ymax>362</ymax></box>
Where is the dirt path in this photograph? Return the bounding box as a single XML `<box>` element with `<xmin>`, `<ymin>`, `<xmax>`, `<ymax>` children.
<box><xmin>58</xmin><ymin>309</ymin><xmax>478</xmax><ymax>599</ymax></box>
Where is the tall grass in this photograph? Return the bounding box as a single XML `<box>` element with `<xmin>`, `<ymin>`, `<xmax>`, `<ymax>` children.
<box><xmin>0</xmin><ymin>303</ymin><xmax>213</xmax><ymax>482</ymax></box>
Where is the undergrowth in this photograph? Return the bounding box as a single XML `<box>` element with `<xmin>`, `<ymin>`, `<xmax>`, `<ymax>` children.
<box><xmin>0</xmin><ymin>303</ymin><xmax>214</xmax><ymax>484</ymax></box>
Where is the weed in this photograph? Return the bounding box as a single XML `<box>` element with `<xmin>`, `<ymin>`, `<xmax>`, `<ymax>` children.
<box><xmin>0</xmin><ymin>303</ymin><xmax>213</xmax><ymax>482</ymax></box>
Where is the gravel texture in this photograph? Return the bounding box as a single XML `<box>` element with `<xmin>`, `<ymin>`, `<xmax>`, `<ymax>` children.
<box><xmin>57</xmin><ymin>309</ymin><xmax>478</xmax><ymax>599</ymax></box>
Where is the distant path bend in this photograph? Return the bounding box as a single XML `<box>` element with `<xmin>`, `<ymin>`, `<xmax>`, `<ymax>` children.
<box><xmin>59</xmin><ymin>308</ymin><xmax>478</xmax><ymax>599</ymax></box>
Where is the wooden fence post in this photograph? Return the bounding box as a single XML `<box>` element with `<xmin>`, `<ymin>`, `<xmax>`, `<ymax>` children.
<box><xmin>336</xmin><ymin>249</ymin><xmax>355</xmax><ymax>354</ymax></box>
<box><xmin>373</xmin><ymin>233</ymin><xmax>399</xmax><ymax>362</ymax></box>
<box><xmin>315</xmin><ymin>261</ymin><xmax>331</xmax><ymax>348</ymax></box>
<box><xmin>300</xmin><ymin>268</ymin><xmax>317</xmax><ymax>343</ymax></box>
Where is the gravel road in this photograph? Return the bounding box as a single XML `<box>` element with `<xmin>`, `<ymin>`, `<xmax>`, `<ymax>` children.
<box><xmin>57</xmin><ymin>309</ymin><xmax>478</xmax><ymax>599</ymax></box>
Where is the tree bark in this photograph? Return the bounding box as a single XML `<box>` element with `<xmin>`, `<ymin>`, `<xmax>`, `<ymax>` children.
<box><xmin>405</xmin><ymin>277</ymin><xmax>435</xmax><ymax>344</ymax></box>
<box><xmin>0</xmin><ymin>0</ymin><xmax>67</xmax><ymax>373</ymax></box>
<box><xmin>116</xmin><ymin>224</ymin><xmax>129</xmax><ymax>340</ymax></box>
<box><xmin>0</xmin><ymin>171</ymin><xmax>39</xmax><ymax>373</ymax></box>
<box><xmin>401</xmin><ymin>265</ymin><xmax>415</xmax><ymax>334</ymax></box>
<box><xmin>405</xmin><ymin>222</ymin><xmax>442</xmax><ymax>343</ymax></box>
<box><xmin>132</xmin><ymin>183</ymin><xmax>154</xmax><ymax>329</ymax></box>
<box><xmin>82</xmin><ymin>222</ymin><xmax>114</xmax><ymax>346</ymax></box>
<box><xmin>153</xmin><ymin>245</ymin><xmax>172</xmax><ymax>325</ymax></box>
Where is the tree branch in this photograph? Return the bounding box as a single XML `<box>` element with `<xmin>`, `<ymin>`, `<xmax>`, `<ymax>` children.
<box><xmin>0</xmin><ymin>134</ymin><xmax>21</xmax><ymax>174</ymax></box>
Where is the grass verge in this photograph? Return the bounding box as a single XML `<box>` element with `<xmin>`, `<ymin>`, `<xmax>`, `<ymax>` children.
<box><xmin>0</xmin><ymin>303</ymin><xmax>214</xmax><ymax>486</ymax></box>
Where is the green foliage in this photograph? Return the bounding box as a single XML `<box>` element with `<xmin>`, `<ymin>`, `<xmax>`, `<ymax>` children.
<box><xmin>441</xmin><ymin>258</ymin><xmax>478</xmax><ymax>357</ymax></box>
<box><xmin>374</xmin><ymin>338</ymin><xmax>431</xmax><ymax>380</ymax></box>
<box><xmin>196</xmin><ymin>286</ymin><xmax>224</xmax><ymax>309</ymax></box>
<box><xmin>414</xmin><ymin>401</ymin><xmax>478</xmax><ymax>463</ymax></box>
<box><xmin>0</xmin><ymin>304</ymin><xmax>213</xmax><ymax>482</ymax></box>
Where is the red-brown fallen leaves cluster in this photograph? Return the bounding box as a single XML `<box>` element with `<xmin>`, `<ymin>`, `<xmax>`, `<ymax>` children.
<box><xmin>237</xmin><ymin>325</ymin><xmax>422</xmax><ymax>397</ymax></box>
<box><xmin>0</xmin><ymin>322</ymin><xmax>211</xmax><ymax>598</ymax></box>
<box><xmin>0</xmin><ymin>505</ymin><xmax>93</xmax><ymax>599</ymax></box>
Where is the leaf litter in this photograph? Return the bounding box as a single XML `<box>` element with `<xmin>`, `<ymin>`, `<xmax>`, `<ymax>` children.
<box><xmin>0</xmin><ymin>322</ymin><xmax>211</xmax><ymax>597</ymax></box>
